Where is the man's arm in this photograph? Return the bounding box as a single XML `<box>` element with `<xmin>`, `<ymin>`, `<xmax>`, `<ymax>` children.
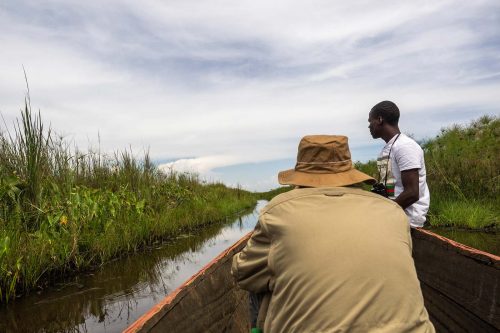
<box><xmin>395</xmin><ymin>168</ymin><xmax>420</xmax><ymax>209</ymax></box>
<box><xmin>231</xmin><ymin>218</ymin><xmax>272</xmax><ymax>293</ymax></box>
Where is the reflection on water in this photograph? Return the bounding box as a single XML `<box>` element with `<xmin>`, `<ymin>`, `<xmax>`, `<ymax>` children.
<box><xmin>0</xmin><ymin>201</ymin><xmax>267</xmax><ymax>333</ymax></box>
<box><xmin>428</xmin><ymin>227</ymin><xmax>499</xmax><ymax>256</ymax></box>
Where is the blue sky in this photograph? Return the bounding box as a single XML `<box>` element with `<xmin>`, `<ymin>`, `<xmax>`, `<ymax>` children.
<box><xmin>1</xmin><ymin>0</ymin><xmax>499</xmax><ymax>191</ymax></box>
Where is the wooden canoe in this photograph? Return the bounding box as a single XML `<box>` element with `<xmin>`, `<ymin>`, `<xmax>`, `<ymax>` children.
<box><xmin>124</xmin><ymin>229</ymin><xmax>500</xmax><ymax>333</ymax></box>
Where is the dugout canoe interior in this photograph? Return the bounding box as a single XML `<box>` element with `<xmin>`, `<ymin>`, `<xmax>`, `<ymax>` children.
<box><xmin>125</xmin><ymin>229</ymin><xmax>499</xmax><ymax>333</ymax></box>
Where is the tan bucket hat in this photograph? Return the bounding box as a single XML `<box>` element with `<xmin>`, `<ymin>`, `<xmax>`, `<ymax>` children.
<box><xmin>278</xmin><ymin>135</ymin><xmax>375</xmax><ymax>187</ymax></box>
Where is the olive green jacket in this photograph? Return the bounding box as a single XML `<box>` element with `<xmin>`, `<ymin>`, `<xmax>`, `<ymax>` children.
<box><xmin>231</xmin><ymin>187</ymin><xmax>434</xmax><ymax>333</ymax></box>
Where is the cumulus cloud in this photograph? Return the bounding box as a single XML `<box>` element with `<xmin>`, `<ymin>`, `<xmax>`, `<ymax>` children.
<box><xmin>1</xmin><ymin>0</ymin><xmax>499</xmax><ymax>190</ymax></box>
<box><xmin>159</xmin><ymin>155</ymin><xmax>242</xmax><ymax>175</ymax></box>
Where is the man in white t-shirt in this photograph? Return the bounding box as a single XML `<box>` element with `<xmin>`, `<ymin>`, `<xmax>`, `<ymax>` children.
<box><xmin>368</xmin><ymin>101</ymin><xmax>430</xmax><ymax>228</ymax></box>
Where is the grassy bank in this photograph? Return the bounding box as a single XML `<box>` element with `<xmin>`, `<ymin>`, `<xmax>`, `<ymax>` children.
<box><xmin>357</xmin><ymin>115</ymin><xmax>499</xmax><ymax>229</ymax></box>
<box><xmin>0</xmin><ymin>100</ymin><xmax>257</xmax><ymax>302</ymax></box>
<box><xmin>255</xmin><ymin>186</ymin><xmax>293</xmax><ymax>201</ymax></box>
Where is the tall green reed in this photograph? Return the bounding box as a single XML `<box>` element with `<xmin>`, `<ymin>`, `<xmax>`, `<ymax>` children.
<box><xmin>423</xmin><ymin>115</ymin><xmax>499</xmax><ymax>202</ymax></box>
<box><xmin>422</xmin><ymin>116</ymin><xmax>499</xmax><ymax>228</ymax></box>
<box><xmin>0</xmin><ymin>93</ymin><xmax>258</xmax><ymax>302</ymax></box>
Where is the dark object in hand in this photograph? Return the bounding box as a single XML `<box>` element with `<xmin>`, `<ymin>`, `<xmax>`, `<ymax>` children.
<box><xmin>371</xmin><ymin>183</ymin><xmax>388</xmax><ymax>197</ymax></box>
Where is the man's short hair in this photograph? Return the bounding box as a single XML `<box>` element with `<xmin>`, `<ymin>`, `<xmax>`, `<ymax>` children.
<box><xmin>371</xmin><ymin>101</ymin><xmax>400</xmax><ymax>125</ymax></box>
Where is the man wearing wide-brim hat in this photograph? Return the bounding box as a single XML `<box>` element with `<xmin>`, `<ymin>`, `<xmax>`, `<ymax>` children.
<box><xmin>232</xmin><ymin>135</ymin><xmax>434</xmax><ymax>333</ymax></box>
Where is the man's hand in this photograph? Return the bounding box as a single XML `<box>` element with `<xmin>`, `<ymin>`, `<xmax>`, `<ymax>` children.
<box><xmin>395</xmin><ymin>169</ymin><xmax>419</xmax><ymax>209</ymax></box>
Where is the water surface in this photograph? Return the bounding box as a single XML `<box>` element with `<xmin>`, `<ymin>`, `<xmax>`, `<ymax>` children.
<box><xmin>0</xmin><ymin>201</ymin><xmax>267</xmax><ymax>333</ymax></box>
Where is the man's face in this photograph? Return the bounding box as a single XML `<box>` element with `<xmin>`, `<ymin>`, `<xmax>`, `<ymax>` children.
<box><xmin>368</xmin><ymin>111</ymin><xmax>382</xmax><ymax>139</ymax></box>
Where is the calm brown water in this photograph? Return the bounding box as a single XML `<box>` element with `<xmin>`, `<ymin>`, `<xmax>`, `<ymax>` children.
<box><xmin>0</xmin><ymin>201</ymin><xmax>267</xmax><ymax>333</ymax></box>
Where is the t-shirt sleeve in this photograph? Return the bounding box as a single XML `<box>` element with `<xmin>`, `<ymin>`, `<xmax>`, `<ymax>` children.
<box><xmin>394</xmin><ymin>142</ymin><xmax>422</xmax><ymax>171</ymax></box>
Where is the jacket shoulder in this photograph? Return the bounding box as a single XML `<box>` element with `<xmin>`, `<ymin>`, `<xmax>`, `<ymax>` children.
<box><xmin>261</xmin><ymin>187</ymin><xmax>401</xmax><ymax>215</ymax></box>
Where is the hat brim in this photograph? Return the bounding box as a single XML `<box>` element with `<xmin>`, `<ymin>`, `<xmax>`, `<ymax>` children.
<box><xmin>278</xmin><ymin>168</ymin><xmax>376</xmax><ymax>187</ymax></box>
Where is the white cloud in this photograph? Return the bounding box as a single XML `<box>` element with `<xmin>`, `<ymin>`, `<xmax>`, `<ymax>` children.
<box><xmin>1</xmin><ymin>0</ymin><xmax>499</xmax><ymax>190</ymax></box>
<box><xmin>158</xmin><ymin>155</ymin><xmax>241</xmax><ymax>175</ymax></box>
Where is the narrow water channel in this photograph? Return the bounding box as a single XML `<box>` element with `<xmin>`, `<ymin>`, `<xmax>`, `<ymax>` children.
<box><xmin>1</xmin><ymin>200</ymin><xmax>497</xmax><ymax>333</ymax></box>
<box><xmin>0</xmin><ymin>201</ymin><xmax>268</xmax><ymax>333</ymax></box>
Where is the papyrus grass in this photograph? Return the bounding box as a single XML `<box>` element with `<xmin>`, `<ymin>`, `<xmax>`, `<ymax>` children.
<box><xmin>0</xmin><ymin>97</ymin><xmax>257</xmax><ymax>302</ymax></box>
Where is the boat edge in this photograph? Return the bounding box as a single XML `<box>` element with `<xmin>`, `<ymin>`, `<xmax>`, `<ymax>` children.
<box><xmin>123</xmin><ymin>231</ymin><xmax>253</xmax><ymax>333</ymax></box>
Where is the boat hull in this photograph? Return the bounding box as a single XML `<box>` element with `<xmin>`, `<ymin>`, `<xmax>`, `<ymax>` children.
<box><xmin>412</xmin><ymin>229</ymin><xmax>499</xmax><ymax>332</ymax></box>
<box><xmin>125</xmin><ymin>229</ymin><xmax>499</xmax><ymax>333</ymax></box>
<box><xmin>124</xmin><ymin>233</ymin><xmax>252</xmax><ymax>333</ymax></box>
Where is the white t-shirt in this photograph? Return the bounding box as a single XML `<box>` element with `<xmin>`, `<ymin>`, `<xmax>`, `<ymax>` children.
<box><xmin>377</xmin><ymin>134</ymin><xmax>430</xmax><ymax>228</ymax></box>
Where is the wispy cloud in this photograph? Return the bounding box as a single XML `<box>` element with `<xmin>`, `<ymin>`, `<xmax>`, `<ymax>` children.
<box><xmin>1</xmin><ymin>0</ymin><xmax>499</xmax><ymax>190</ymax></box>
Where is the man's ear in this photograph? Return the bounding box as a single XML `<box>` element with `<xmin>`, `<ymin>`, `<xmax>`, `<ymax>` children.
<box><xmin>378</xmin><ymin>117</ymin><xmax>383</xmax><ymax>124</ymax></box>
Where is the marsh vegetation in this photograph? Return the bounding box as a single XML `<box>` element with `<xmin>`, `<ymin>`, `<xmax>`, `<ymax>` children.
<box><xmin>0</xmin><ymin>97</ymin><xmax>257</xmax><ymax>302</ymax></box>
<box><xmin>1</xmin><ymin>92</ymin><xmax>497</xmax><ymax>304</ymax></box>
